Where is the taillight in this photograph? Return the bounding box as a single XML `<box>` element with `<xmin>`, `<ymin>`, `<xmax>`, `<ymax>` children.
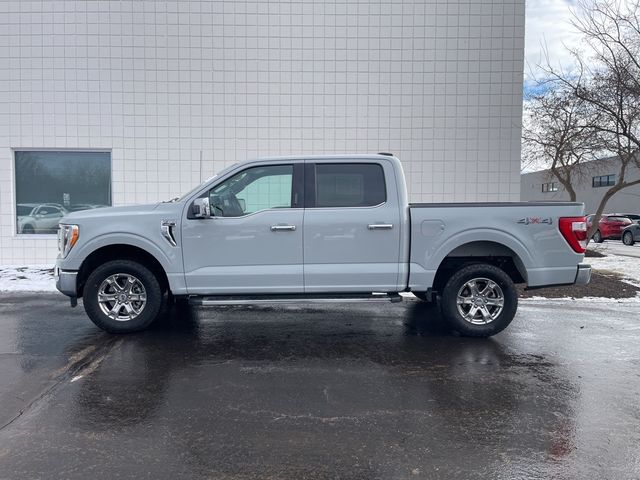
<box><xmin>559</xmin><ymin>217</ymin><xmax>587</xmax><ymax>253</ymax></box>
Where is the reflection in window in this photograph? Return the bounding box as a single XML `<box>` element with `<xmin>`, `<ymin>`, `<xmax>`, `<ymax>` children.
<box><xmin>15</xmin><ymin>151</ymin><xmax>111</xmax><ymax>234</ymax></box>
<box><xmin>209</xmin><ymin>165</ymin><xmax>293</xmax><ymax>217</ymax></box>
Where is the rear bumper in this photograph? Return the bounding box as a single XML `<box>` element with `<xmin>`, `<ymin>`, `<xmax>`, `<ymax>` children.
<box><xmin>54</xmin><ymin>264</ymin><xmax>78</xmax><ymax>297</ymax></box>
<box><xmin>575</xmin><ymin>263</ymin><xmax>591</xmax><ymax>285</ymax></box>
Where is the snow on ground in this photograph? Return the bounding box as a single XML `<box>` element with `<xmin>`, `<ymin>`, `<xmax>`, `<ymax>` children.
<box><xmin>587</xmin><ymin>254</ymin><xmax>640</xmax><ymax>287</ymax></box>
<box><xmin>588</xmin><ymin>240</ymin><xmax>640</xmax><ymax>259</ymax></box>
<box><xmin>0</xmin><ymin>265</ymin><xmax>56</xmax><ymax>292</ymax></box>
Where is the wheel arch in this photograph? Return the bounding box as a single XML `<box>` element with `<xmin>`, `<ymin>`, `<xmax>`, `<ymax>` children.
<box><xmin>77</xmin><ymin>244</ymin><xmax>170</xmax><ymax>298</ymax></box>
<box><xmin>432</xmin><ymin>240</ymin><xmax>527</xmax><ymax>294</ymax></box>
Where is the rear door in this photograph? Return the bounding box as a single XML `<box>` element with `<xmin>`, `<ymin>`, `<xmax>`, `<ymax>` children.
<box><xmin>303</xmin><ymin>159</ymin><xmax>401</xmax><ymax>292</ymax></box>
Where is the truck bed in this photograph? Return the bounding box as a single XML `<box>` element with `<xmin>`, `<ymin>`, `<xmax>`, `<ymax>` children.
<box><xmin>407</xmin><ymin>201</ymin><xmax>586</xmax><ymax>291</ymax></box>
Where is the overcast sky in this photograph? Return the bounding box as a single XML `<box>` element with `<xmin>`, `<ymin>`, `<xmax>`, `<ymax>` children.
<box><xmin>524</xmin><ymin>0</ymin><xmax>583</xmax><ymax>91</ymax></box>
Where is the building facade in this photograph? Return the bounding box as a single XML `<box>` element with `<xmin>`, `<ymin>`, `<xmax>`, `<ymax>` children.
<box><xmin>0</xmin><ymin>0</ymin><xmax>525</xmax><ymax>265</ymax></box>
<box><xmin>521</xmin><ymin>157</ymin><xmax>640</xmax><ymax>214</ymax></box>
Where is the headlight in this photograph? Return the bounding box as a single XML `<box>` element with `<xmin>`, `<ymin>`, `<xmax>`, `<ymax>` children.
<box><xmin>58</xmin><ymin>224</ymin><xmax>79</xmax><ymax>258</ymax></box>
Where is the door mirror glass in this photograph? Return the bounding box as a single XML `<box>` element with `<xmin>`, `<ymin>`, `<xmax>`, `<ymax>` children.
<box><xmin>192</xmin><ymin>197</ymin><xmax>211</xmax><ymax>218</ymax></box>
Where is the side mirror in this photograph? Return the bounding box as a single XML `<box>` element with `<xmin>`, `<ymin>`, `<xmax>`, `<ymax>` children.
<box><xmin>192</xmin><ymin>197</ymin><xmax>211</xmax><ymax>219</ymax></box>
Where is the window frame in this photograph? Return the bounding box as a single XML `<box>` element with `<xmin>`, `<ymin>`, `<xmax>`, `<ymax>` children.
<box><xmin>12</xmin><ymin>148</ymin><xmax>113</xmax><ymax>238</ymax></box>
<box><xmin>194</xmin><ymin>163</ymin><xmax>304</xmax><ymax>219</ymax></box>
<box><xmin>592</xmin><ymin>174</ymin><xmax>616</xmax><ymax>188</ymax></box>
<box><xmin>304</xmin><ymin>162</ymin><xmax>387</xmax><ymax>209</ymax></box>
<box><xmin>541</xmin><ymin>182</ymin><xmax>558</xmax><ymax>193</ymax></box>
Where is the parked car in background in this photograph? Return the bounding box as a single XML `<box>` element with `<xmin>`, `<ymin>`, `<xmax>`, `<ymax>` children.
<box><xmin>17</xmin><ymin>203</ymin><xmax>68</xmax><ymax>234</ymax></box>
<box><xmin>615</xmin><ymin>213</ymin><xmax>640</xmax><ymax>224</ymax></box>
<box><xmin>586</xmin><ymin>214</ymin><xmax>633</xmax><ymax>243</ymax></box>
<box><xmin>622</xmin><ymin>222</ymin><xmax>640</xmax><ymax>246</ymax></box>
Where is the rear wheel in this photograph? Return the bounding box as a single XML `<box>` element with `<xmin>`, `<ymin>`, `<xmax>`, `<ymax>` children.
<box><xmin>83</xmin><ymin>260</ymin><xmax>164</xmax><ymax>333</ymax></box>
<box><xmin>623</xmin><ymin>231</ymin><xmax>635</xmax><ymax>246</ymax></box>
<box><xmin>440</xmin><ymin>264</ymin><xmax>518</xmax><ymax>337</ymax></box>
<box><xmin>592</xmin><ymin>230</ymin><xmax>603</xmax><ymax>243</ymax></box>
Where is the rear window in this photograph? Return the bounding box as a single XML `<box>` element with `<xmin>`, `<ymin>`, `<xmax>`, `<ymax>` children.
<box><xmin>315</xmin><ymin>163</ymin><xmax>386</xmax><ymax>208</ymax></box>
<box><xmin>17</xmin><ymin>205</ymin><xmax>34</xmax><ymax>216</ymax></box>
<box><xmin>608</xmin><ymin>216</ymin><xmax>631</xmax><ymax>223</ymax></box>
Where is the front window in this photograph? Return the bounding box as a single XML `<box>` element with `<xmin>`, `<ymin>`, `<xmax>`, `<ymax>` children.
<box><xmin>209</xmin><ymin>165</ymin><xmax>293</xmax><ymax>217</ymax></box>
<box><xmin>15</xmin><ymin>151</ymin><xmax>111</xmax><ymax>234</ymax></box>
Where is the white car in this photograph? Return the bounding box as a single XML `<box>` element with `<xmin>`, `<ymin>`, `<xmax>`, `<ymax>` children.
<box><xmin>17</xmin><ymin>203</ymin><xmax>68</xmax><ymax>234</ymax></box>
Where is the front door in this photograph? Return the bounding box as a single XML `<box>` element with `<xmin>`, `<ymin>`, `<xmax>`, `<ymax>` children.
<box><xmin>303</xmin><ymin>160</ymin><xmax>402</xmax><ymax>292</ymax></box>
<box><xmin>182</xmin><ymin>163</ymin><xmax>304</xmax><ymax>294</ymax></box>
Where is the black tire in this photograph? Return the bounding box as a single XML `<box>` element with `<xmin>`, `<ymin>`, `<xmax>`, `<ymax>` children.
<box><xmin>592</xmin><ymin>230</ymin><xmax>603</xmax><ymax>243</ymax></box>
<box><xmin>623</xmin><ymin>231</ymin><xmax>635</xmax><ymax>246</ymax></box>
<box><xmin>440</xmin><ymin>264</ymin><xmax>518</xmax><ymax>337</ymax></box>
<box><xmin>413</xmin><ymin>291</ymin><xmax>431</xmax><ymax>302</ymax></box>
<box><xmin>22</xmin><ymin>224</ymin><xmax>34</xmax><ymax>234</ymax></box>
<box><xmin>83</xmin><ymin>260</ymin><xmax>164</xmax><ymax>333</ymax></box>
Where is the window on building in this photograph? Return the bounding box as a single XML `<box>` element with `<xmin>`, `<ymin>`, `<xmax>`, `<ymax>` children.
<box><xmin>315</xmin><ymin>163</ymin><xmax>386</xmax><ymax>208</ymax></box>
<box><xmin>541</xmin><ymin>182</ymin><xmax>558</xmax><ymax>193</ymax></box>
<box><xmin>15</xmin><ymin>151</ymin><xmax>112</xmax><ymax>234</ymax></box>
<box><xmin>592</xmin><ymin>174</ymin><xmax>616</xmax><ymax>188</ymax></box>
<box><xmin>209</xmin><ymin>164</ymin><xmax>293</xmax><ymax>217</ymax></box>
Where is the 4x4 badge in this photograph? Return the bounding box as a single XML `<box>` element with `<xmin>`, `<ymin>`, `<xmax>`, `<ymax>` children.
<box><xmin>517</xmin><ymin>217</ymin><xmax>552</xmax><ymax>225</ymax></box>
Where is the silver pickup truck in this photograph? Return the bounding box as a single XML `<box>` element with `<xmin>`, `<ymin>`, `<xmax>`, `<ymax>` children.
<box><xmin>55</xmin><ymin>154</ymin><xmax>591</xmax><ymax>337</ymax></box>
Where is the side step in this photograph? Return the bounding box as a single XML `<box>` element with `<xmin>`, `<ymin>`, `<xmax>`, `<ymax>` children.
<box><xmin>189</xmin><ymin>292</ymin><xmax>403</xmax><ymax>306</ymax></box>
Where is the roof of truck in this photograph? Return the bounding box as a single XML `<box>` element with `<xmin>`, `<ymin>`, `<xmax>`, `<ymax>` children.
<box><xmin>242</xmin><ymin>154</ymin><xmax>398</xmax><ymax>163</ymax></box>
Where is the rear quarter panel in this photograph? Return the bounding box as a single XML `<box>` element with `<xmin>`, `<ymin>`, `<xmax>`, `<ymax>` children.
<box><xmin>408</xmin><ymin>203</ymin><xmax>586</xmax><ymax>290</ymax></box>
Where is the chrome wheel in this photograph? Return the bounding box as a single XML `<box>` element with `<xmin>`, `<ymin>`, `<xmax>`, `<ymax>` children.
<box><xmin>97</xmin><ymin>273</ymin><xmax>147</xmax><ymax>322</ymax></box>
<box><xmin>456</xmin><ymin>278</ymin><xmax>504</xmax><ymax>325</ymax></box>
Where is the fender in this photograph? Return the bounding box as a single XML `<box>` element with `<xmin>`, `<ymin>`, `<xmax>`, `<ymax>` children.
<box><xmin>424</xmin><ymin>227</ymin><xmax>534</xmax><ymax>274</ymax></box>
<box><xmin>71</xmin><ymin>232</ymin><xmax>180</xmax><ymax>274</ymax></box>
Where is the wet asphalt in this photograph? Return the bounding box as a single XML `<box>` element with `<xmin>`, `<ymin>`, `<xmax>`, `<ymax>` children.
<box><xmin>0</xmin><ymin>293</ymin><xmax>639</xmax><ymax>479</ymax></box>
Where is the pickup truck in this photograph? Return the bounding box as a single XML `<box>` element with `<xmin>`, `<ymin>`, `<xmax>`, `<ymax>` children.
<box><xmin>55</xmin><ymin>154</ymin><xmax>591</xmax><ymax>337</ymax></box>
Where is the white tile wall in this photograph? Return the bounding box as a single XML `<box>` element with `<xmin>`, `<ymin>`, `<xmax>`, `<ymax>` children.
<box><xmin>0</xmin><ymin>0</ymin><xmax>525</xmax><ymax>265</ymax></box>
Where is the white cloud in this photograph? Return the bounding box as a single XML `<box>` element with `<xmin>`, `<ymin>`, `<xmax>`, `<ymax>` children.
<box><xmin>525</xmin><ymin>0</ymin><xmax>583</xmax><ymax>81</ymax></box>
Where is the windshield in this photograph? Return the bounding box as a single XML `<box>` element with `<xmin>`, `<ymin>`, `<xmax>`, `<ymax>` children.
<box><xmin>174</xmin><ymin>163</ymin><xmax>239</xmax><ymax>202</ymax></box>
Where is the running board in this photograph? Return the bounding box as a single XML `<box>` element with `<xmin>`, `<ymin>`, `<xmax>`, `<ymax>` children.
<box><xmin>189</xmin><ymin>292</ymin><xmax>403</xmax><ymax>306</ymax></box>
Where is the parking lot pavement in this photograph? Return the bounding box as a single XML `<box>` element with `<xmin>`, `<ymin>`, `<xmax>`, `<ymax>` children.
<box><xmin>0</xmin><ymin>294</ymin><xmax>639</xmax><ymax>479</ymax></box>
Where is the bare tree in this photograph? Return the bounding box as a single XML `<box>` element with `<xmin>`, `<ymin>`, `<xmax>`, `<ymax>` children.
<box><xmin>542</xmin><ymin>0</ymin><xmax>640</xmax><ymax>237</ymax></box>
<box><xmin>522</xmin><ymin>84</ymin><xmax>598</xmax><ymax>201</ymax></box>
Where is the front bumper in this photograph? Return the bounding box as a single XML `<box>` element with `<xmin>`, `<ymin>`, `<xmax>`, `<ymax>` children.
<box><xmin>575</xmin><ymin>263</ymin><xmax>591</xmax><ymax>285</ymax></box>
<box><xmin>54</xmin><ymin>264</ymin><xmax>78</xmax><ymax>297</ymax></box>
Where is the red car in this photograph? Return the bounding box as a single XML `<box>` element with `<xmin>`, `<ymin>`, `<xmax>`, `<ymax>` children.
<box><xmin>586</xmin><ymin>214</ymin><xmax>633</xmax><ymax>243</ymax></box>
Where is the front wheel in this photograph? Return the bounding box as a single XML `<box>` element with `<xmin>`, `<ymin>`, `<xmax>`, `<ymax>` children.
<box><xmin>83</xmin><ymin>260</ymin><xmax>164</xmax><ymax>333</ymax></box>
<box><xmin>623</xmin><ymin>231</ymin><xmax>635</xmax><ymax>246</ymax></box>
<box><xmin>440</xmin><ymin>264</ymin><xmax>518</xmax><ymax>337</ymax></box>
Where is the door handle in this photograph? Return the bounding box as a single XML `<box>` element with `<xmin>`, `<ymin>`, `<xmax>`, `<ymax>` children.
<box><xmin>270</xmin><ymin>225</ymin><xmax>296</xmax><ymax>231</ymax></box>
<box><xmin>367</xmin><ymin>224</ymin><xmax>393</xmax><ymax>230</ymax></box>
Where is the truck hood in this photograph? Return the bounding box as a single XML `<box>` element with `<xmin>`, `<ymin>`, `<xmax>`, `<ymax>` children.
<box><xmin>61</xmin><ymin>203</ymin><xmax>164</xmax><ymax>223</ymax></box>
